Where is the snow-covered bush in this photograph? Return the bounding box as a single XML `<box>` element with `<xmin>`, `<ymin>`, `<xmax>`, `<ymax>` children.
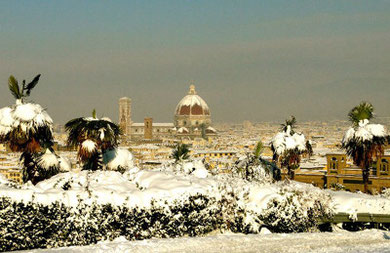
<box><xmin>330</xmin><ymin>183</ymin><xmax>346</xmax><ymax>191</ymax></box>
<box><xmin>231</xmin><ymin>154</ymin><xmax>280</xmax><ymax>183</ymax></box>
<box><xmin>103</xmin><ymin>148</ymin><xmax>134</xmax><ymax>173</ymax></box>
<box><xmin>257</xmin><ymin>183</ymin><xmax>334</xmax><ymax>233</ymax></box>
<box><xmin>0</xmin><ymin>194</ymin><xmax>222</xmax><ymax>252</ymax></box>
<box><xmin>381</xmin><ymin>188</ymin><xmax>390</xmax><ymax>199</ymax></box>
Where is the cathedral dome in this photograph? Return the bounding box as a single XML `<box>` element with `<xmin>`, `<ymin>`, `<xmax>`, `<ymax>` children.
<box><xmin>175</xmin><ymin>85</ymin><xmax>210</xmax><ymax>116</ymax></box>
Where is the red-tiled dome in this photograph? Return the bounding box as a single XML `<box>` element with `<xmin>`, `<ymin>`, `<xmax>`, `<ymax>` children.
<box><xmin>175</xmin><ymin>85</ymin><xmax>210</xmax><ymax>116</ymax></box>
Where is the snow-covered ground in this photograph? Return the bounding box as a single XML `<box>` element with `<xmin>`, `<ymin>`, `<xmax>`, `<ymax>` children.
<box><xmin>19</xmin><ymin>229</ymin><xmax>390</xmax><ymax>253</ymax></box>
<box><xmin>1</xmin><ymin>163</ymin><xmax>390</xmax><ymax>218</ymax></box>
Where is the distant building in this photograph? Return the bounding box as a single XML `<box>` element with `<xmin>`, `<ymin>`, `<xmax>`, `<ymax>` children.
<box><xmin>326</xmin><ymin>153</ymin><xmax>390</xmax><ymax>193</ymax></box>
<box><xmin>281</xmin><ymin>152</ymin><xmax>390</xmax><ymax>193</ymax></box>
<box><xmin>174</xmin><ymin>84</ymin><xmax>216</xmax><ymax>139</ymax></box>
<box><xmin>121</xmin><ymin>83</ymin><xmax>217</xmax><ymax>141</ymax></box>
<box><xmin>131</xmin><ymin>122</ymin><xmax>175</xmax><ymax>139</ymax></box>
<box><xmin>119</xmin><ymin>97</ymin><xmax>132</xmax><ymax>138</ymax></box>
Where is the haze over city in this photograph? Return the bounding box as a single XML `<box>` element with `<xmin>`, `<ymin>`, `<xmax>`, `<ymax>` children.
<box><xmin>1</xmin><ymin>0</ymin><xmax>389</xmax><ymax>124</ymax></box>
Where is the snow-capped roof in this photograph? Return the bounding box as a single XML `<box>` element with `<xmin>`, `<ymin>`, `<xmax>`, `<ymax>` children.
<box><xmin>132</xmin><ymin>123</ymin><xmax>174</xmax><ymax>127</ymax></box>
<box><xmin>175</xmin><ymin>85</ymin><xmax>210</xmax><ymax>116</ymax></box>
<box><xmin>177</xmin><ymin>127</ymin><xmax>189</xmax><ymax>133</ymax></box>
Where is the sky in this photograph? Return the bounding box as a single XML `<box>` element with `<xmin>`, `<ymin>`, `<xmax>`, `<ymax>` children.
<box><xmin>0</xmin><ymin>0</ymin><xmax>389</xmax><ymax>124</ymax></box>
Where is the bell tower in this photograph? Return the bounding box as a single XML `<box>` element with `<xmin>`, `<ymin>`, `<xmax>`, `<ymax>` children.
<box><xmin>119</xmin><ymin>97</ymin><xmax>132</xmax><ymax>138</ymax></box>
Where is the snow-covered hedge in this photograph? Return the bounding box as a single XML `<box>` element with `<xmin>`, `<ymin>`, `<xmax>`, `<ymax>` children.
<box><xmin>0</xmin><ymin>194</ymin><xmax>222</xmax><ymax>252</ymax></box>
<box><xmin>0</xmin><ymin>168</ymin><xmax>336</xmax><ymax>251</ymax></box>
<box><xmin>257</xmin><ymin>184</ymin><xmax>333</xmax><ymax>232</ymax></box>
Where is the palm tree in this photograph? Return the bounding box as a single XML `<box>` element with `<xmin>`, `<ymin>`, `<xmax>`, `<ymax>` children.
<box><xmin>270</xmin><ymin>116</ymin><xmax>311</xmax><ymax>180</ymax></box>
<box><xmin>0</xmin><ymin>74</ymin><xmax>60</xmax><ymax>184</ymax></box>
<box><xmin>172</xmin><ymin>143</ymin><xmax>190</xmax><ymax>162</ymax></box>
<box><xmin>65</xmin><ymin>110</ymin><xmax>122</xmax><ymax>171</ymax></box>
<box><xmin>281</xmin><ymin>116</ymin><xmax>297</xmax><ymax>134</ymax></box>
<box><xmin>342</xmin><ymin>102</ymin><xmax>389</xmax><ymax>193</ymax></box>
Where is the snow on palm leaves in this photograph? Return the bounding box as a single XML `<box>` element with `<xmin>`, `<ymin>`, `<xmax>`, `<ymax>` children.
<box><xmin>270</xmin><ymin>116</ymin><xmax>311</xmax><ymax>179</ymax></box>
<box><xmin>342</xmin><ymin>102</ymin><xmax>389</xmax><ymax>193</ymax></box>
<box><xmin>0</xmin><ymin>75</ymin><xmax>63</xmax><ymax>184</ymax></box>
<box><xmin>65</xmin><ymin>112</ymin><xmax>133</xmax><ymax>171</ymax></box>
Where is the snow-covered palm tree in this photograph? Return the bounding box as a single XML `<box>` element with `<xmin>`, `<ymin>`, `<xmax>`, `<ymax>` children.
<box><xmin>270</xmin><ymin>116</ymin><xmax>311</xmax><ymax>180</ymax></box>
<box><xmin>342</xmin><ymin>102</ymin><xmax>389</xmax><ymax>193</ymax></box>
<box><xmin>172</xmin><ymin>143</ymin><xmax>190</xmax><ymax>162</ymax></box>
<box><xmin>0</xmin><ymin>74</ymin><xmax>62</xmax><ymax>184</ymax></box>
<box><xmin>65</xmin><ymin>110</ymin><xmax>132</xmax><ymax>171</ymax></box>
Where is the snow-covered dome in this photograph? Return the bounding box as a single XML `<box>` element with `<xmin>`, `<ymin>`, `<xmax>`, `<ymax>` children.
<box><xmin>175</xmin><ymin>85</ymin><xmax>210</xmax><ymax>116</ymax></box>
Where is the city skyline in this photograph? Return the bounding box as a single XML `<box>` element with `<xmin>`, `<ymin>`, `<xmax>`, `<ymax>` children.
<box><xmin>1</xmin><ymin>0</ymin><xmax>390</xmax><ymax>123</ymax></box>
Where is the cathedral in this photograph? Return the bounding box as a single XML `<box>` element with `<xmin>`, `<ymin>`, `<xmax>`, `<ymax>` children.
<box><xmin>119</xmin><ymin>83</ymin><xmax>217</xmax><ymax>140</ymax></box>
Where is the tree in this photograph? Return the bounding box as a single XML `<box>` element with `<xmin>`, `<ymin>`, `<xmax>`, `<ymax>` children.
<box><xmin>342</xmin><ymin>102</ymin><xmax>389</xmax><ymax>193</ymax></box>
<box><xmin>65</xmin><ymin>110</ymin><xmax>122</xmax><ymax>171</ymax></box>
<box><xmin>270</xmin><ymin>116</ymin><xmax>311</xmax><ymax>180</ymax></box>
<box><xmin>172</xmin><ymin>143</ymin><xmax>190</xmax><ymax>162</ymax></box>
<box><xmin>0</xmin><ymin>74</ymin><xmax>60</xmax><ymax>184</ymax></box>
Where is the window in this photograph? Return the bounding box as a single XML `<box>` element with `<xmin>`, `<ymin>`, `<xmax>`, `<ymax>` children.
<box><xmin>380</xmin><ymin>159</ymin><xmax>389</xmax><ymax>175</ymax></box>
<box><xmin>330</xmin><ymin>157</ymin><xmax>337</xmax><ymax>172</ymax></box>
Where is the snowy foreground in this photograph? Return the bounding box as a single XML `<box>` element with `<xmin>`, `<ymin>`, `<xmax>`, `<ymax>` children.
<box><xmin>1</xmin><ymin>165</ymin><xmax>389</xmax><ymax>217</ymax></box>
<box><xmin>1</xmin><ymin>162</ymin><xmax>390</xmax><ymax>251</ymax></box>
<box><xmin>19</xmin><ymin>229</ymin><xmax>390</xmax><ymax>253</ymax></box>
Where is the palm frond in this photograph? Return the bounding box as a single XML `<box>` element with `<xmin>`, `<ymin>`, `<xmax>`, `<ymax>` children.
<box><xmin>281</xmin><ymin>116</ymin><xmax>296</xmax><ymax>133</ymax></box>
<box><xmin>8</xmin><ymin>75</ymin><xmax>22</xmax><ymax>99</ymax></box>
<box><xmin>348</xmin><ymin>102</ymin><xmax>374</xmax><ymax>126</ymax></box>
<box><xmin>172</xmin><ymin>143</ymin><xmax>190</xmax><ymax>161</ymax></box>
<box><xmin>65</xmin><ymin>115</ymin><xmax>122</xmax><ymax>171</ymax></box>
<box><xmin>254</xmin><ymin>140</ymin><xmax>263</xmax><ymax>158</ymax></box>
<box><xmin>25</xmin><ymin>74</ymin><xmax>41</xmax><ymax>96</ymax></box>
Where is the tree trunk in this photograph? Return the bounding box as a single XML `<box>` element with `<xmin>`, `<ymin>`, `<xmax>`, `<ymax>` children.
<box><xmin>362</xmin><ymin>167</ymin><xmax>369</xmax><ymax>193</ymax></box>
<box><xmin>287</xmin><ymin>165</ymin><xmax>295</xmax><ymax>180</ymax></box>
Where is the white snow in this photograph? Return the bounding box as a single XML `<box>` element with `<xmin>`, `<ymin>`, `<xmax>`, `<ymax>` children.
<box><xmin>1</xmin><ymin>164</ymin><xmax>389</xmax><ymax>217</ymax></box>
<box><xmin>14</xmin><ymin>103</ymin><xmax>40</xmax><ymax>121</ymax></box>
<box><xmin>0</xmin><ymin>107</ymin><xmax>13</xmax><ymax>126</ymax></box>
<box><xmin>101</xmin><ymin>117</ymin><xmax>112</xmax><ymax>122</ymax></box>
<box><xmin>105</xmin><ymin>148</ymin><xmax>134</xmax><ymax>170</ymax></box>
<box><xmin>207</xmin><ymin>126</ymin><xmax>217</xmax><ymax>132</ymax></box>
<box><xmin>176</xmin><ymin>94</ymin><xmax>209</xmax><ymax>109</ymax></box>
<box><xmin>177</xmin><ymin>127</ymin><xmax>189</xmax><ymax>133</ymax></box>
<box><xmin>81</xmin><ymin>140</ymin><xmax>97</xmax><ymax>153</ymax></box>
<box><xmin>0</xmin><ymin>102</ymin><xmax>53</xmax><ymax>138</ymax></box>
<box><xmin>38</xmin><ymin>149</ymin><xmax>59</xmax><ymax>169</ymax></box>
<box><xmin>343</xmin><ymin>119</ymin><xmax>387</xmax><ymax>143</ymax></box>
<box><xmin>22</xmin><ymin>229</ymin><xmax>390</xmax><ymax>253</ymax></box>
<box><xmin>58</xmin><ymin>156</ymin><xmax>71</xmax><ymax>172</ymax></box>
<box><xmin>271</xmin><ymin>127</ymin><xmax>307</xmax><ymax>156</ymax></box>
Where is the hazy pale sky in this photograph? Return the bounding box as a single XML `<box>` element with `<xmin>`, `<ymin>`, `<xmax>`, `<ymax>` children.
<box><xmin>1</xmin><ymin>0</ymin><xmax>389</xmax><ymax>124</ymax></box>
